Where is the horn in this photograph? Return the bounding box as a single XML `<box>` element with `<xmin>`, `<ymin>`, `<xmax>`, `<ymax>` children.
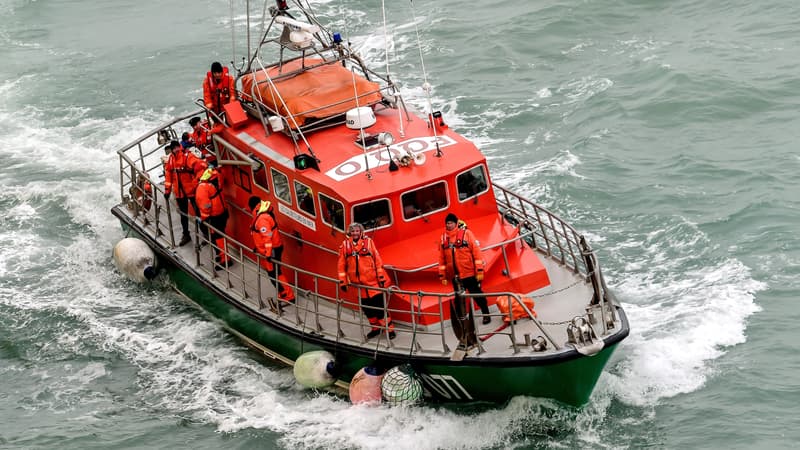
<box><xmin>412</xmin><ymin>151</ymin><xmax>426</xmax><ymax>166</ymax></box>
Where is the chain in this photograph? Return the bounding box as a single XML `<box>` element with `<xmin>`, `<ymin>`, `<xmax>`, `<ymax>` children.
<box><xmin>529</xmin><ymin>277</ymin><xmax>584</xmax><ymax>298</ymax></box>
<box><xmin>539</xmin><ymin>318</ymin><xmax>578</xmax><ymax>326</ymax></box>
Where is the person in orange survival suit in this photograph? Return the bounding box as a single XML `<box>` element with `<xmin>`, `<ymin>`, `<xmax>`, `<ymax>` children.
<box><xmin>163</xmin><ymin>140</ymin><xmax>207</xmax><ymax>246</ymax></box>
<box><xmin>195</xmin><ymin>168</ymin><xmax>230</xmax><ymax>270</ymax></box>
<box><xmin>438</xmin><ymin>213</ymin><xmax>491</xmax><ymax>324</ymax></box>
<box><xmin>248</xmin><ymin>196</ymin><xmax>295</xmax><ymax>303</ymax></box>
<box><xmin>337</xmin><ymin>222</ymin><xmax>395</xmax><ymax>340</ymax></box>
<box><xmin>188</xmin><ymin>116</ymin><xmax>216</xmax><ymax>167</ymax></box>
<box><xmin>202</xmin><ymin>61</ymin><xmax>236</xmax><ymax>117</ymax></box>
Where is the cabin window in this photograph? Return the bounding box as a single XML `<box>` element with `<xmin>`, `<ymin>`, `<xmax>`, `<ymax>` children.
<box><xmin>235</xmin><ymin>167</ymin><xmax>252</xmax><ymax>192</ymax></box>
<box><xmin>457</xmin><ymin>165</ymin><xmax>488</xmax><ymax>201</ymax></box>
<box><xmin>271</xmin><ymin>168</ymin><xmax>291</xmax><ymax>204</ymax></box>
<box><xmin>401</xmin><ymin>181</ymin><xmax>448</xmax><ymax>220</ymax></box>
<box><xmin>252</xmin><ymin>159</ymin><xmax>270</xmax><ymax>193</ymax></box>
<box><xmin>319</xmin><ymin>193</ymin><xmax>345</xmax><ymax>231</ymax></box>
<box><xmin>294</xmin><ymin>180</ymin><xmax>315</xmax><ymax>216</ymax></box>
<box><xmin>353</xmin><ymin>199</ymin><xmax>392</xmax><ymax>230</ymax></box>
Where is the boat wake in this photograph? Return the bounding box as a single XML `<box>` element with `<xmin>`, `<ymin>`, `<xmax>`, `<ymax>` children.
<box><xmin>0</xmin><ymin>9</ymin><xmax>765</xmax><ymax>447</ymax></box>
<box><xmin>600</xmin><ymin>216</ymin><xmax>763</xmax><ymax>408</ymax></box>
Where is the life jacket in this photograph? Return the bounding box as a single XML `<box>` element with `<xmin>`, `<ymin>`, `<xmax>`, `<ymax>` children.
<box><xmin>191</xmin><ymin>120</ymin><xmax>211</xmax><ymax>150</ymax></box>
<box><xmin>496</xmin><ymin>296</ymin><xmax>537</xmax><ymax>323</ymax></box>
<box><xmin>164</xmin><ymin>149</ymin><xmax>204</xmax><ymax>198</ymax></box>
<box><xmin>343</xmin><ymin>238</ymin><xmax>373</xmax><ymax>258</ymax></box>
<box><xmin>441</xmin><ymin>228</ymin><xmax>469</xmax><ymax>249</ymax></box>
<box><xmin>337</xmin><ymin>237</ymin><xmax>387</xmax><ymax>297</ymax></box>
<box><xmin>203</xmin><ymin>67</ymin><xmax>235</xmax><ymax>113</ymax></box>
<box><xmin>130</xmin><ymin>175</ymin><xmax>152</xmax><ymax>212</ymax></box>
<box><xmin>195</xmin><ymin>179</ymin><xmax>225</xmax><ymax>219</ymax></box>
<box><xmin>438</xmin><ymin>227</ymin><xmax>484</xmax><ymax>280</ymax></box>
<box><xmin>250</xmin><ymin>201</ymin><xmax>281</xmax><ymax>256</ymax></box>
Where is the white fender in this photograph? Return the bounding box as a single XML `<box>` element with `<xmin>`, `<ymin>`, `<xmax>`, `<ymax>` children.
<box><xmin>112</xmin><ymin>237</ymin><xmax>157</xmax><ymax>283</ymax></box>
<box><xmin>293</xmin><ymin>350</ymin><xmax>338</xmax><ymax>389</ymax></box>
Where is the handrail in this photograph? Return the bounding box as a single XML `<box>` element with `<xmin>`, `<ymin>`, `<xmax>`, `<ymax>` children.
<box><xmin>492</xmin><ymin>182</ymin><xmax>610</xmax><ymax>307</ymax></box>
<box><xmin>115</xmin><ymin>116</ymin><xmax>611</xmax><ymax>359</ymax></box>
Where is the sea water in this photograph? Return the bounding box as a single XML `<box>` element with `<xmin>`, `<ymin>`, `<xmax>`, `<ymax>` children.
<box><xmin>1</xmin><ymin>0</ymin><xmax>797</xmax><ymax>448</ymax></box>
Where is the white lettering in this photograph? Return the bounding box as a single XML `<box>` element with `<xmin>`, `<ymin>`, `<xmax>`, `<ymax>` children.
<box><xmin>278</xmin><ymin>203</ymin><xmax>316</xmax><ymax>231</ymax></box>
<box><xmin>325</xmin><ymin>135</ymin><xmax>457</xmax><ymax>181</ymax></box>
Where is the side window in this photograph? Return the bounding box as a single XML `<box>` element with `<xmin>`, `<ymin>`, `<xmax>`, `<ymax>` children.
<box><xmin>319</xmin><ymin>193</ymin><xmax>345</xmax><ymax>231</ymax></box>
<box><xmin>271</xmin><ymin>168</ymin><xmax>291</xmax><ymax>204</ymax></box>
<box><xmin>457</xmin><ymin>165</ymin><xmax>488</xmax><ymax>201</ymax></box>
<box><xmin>234</xmin><ymin>167</ymin><xmax>252</xmax><ymax>192</ymax></box>
<box><xmin>294</xmin><ymin>180</ymin><xmax>315</xmax><ymax>216</ymax></box>
<box><xmin>353</xmin><ymin>199</ymin><xmax>392</xmax><ymax>230</ymax></box>
<box><xmin>252</xmin><ymin>159</ymin><xmax>270</xmax><ymax>193</ymax></box>
<box><xmin>401</xmin><ymin>181</ymin><xmax>448</xmax><ymax>220</ymax></box>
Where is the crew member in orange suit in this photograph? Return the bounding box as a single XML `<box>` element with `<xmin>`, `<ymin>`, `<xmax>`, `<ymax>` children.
<box><xmin>337</xmin><ymin>222</ymin><xmax>395</xmax><ymax>339</ymax></box>
<box><xmin>202</xmin><ymin>61</ymin><xmax>236</xmax><ymax>116</ymax></box>
<box><xmin>249</xmin><ymin>196</ymin><xmax>295</xmax><ymax>303</ymax></box>
<box><xmin>163</xmin><ymin>140</ymin><xmax>206</xmax><ymax>246</ymax></box>
<box><xmin>195</xmin><ymin>168</ymin><xmax>230</xmax><ymax>269</ymax></box>
<box><xmin>188</xmin><ymin>116</ymin><xmax>215</xmax><ymax>165</ymax></box>
<box><xmin>438</xmin><ymin>213</ymin><xmax>491</xmax><ymax>324</ymax></box>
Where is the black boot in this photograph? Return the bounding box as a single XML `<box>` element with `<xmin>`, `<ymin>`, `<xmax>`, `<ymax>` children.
<box><xmin>178</xmin><ymin>233</ymin><xmax>191</xmax><ymax>246</ymax></box>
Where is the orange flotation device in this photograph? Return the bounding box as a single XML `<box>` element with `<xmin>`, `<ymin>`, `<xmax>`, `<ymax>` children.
<box><xmin>495</xmin><ymin>296</ymin><xmax>536</xmax><ymax>323</ymax></box>
<box><xmin>131</xmin><ymin>174</ymin><xmax>152</xmax><ymax>212</ymax></box>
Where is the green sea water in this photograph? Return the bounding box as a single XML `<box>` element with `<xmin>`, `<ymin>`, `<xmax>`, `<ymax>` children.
<box><xmin>1</xmin><ymin>0</ymin><xmax>798</xmax><ymax>448</ymax></box>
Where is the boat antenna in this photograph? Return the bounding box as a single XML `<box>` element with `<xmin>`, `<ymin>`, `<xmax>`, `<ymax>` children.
<box><xmin>245</xmin><ymin>0</ymin><xmax>251</xmax><ymax>71</ymax></box>
<box><xmin>230</xmin><ymin>0</ymin><xmax>237</xmax><ymax>71</ymax></box>
<box><xmin>409</xmin><ymin>0</ymin><xmax>442</xmax><ymax>157</ymax></box>
<box><xmin>381</xmin><ymin>0</ymin><xmax>405</xmax><ymax>138</ymax></box>
<box><xmin>339</xmin><ymin>1</ymin><xmax>373</xmax><ymax>180</ymax></box>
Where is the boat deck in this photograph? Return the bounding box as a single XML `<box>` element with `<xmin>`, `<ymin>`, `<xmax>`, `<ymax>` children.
<box><xmin>114</xmin><ymin>192</ymin><xmax>622</xmax><ymax>361</ymax></box>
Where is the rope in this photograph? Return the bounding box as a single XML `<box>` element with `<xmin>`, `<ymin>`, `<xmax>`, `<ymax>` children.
<box><xmin>408</xmin><ymin>0</ymin><xmax>441</xmax><ymax>153</ymax></box>
<box><xmin>381</xmin><ymin>0</ymin><xmax>391</xmax><ymax>77</ymax></box>
<box><xmin>379</xmin><ymin>1</ymin><xmax>405</xmax><ymax>138</ymax></box>
<box><xmin>337</xmin><ymin>0</ymin><xmax>373</xmax><ymax>179</ymax></box>
<box><xmin>229</xmin><ymin>0</ymin><xmax>236</xmax><ymax>67</ymax></box>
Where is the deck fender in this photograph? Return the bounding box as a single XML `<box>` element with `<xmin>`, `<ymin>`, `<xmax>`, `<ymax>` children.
<box><xmin>293</xmin><ymin>350</ymin><xmax>338</xmax><ymax>388</ymax></box>
<box><xmin>112</xmin><ymin>237</ymin><xmax>157</xmax><ymax>283</ymax></box>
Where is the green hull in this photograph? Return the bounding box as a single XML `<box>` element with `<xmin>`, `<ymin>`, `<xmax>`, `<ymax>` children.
<box><xmin>169</xmin><ymin>259</ymin><xmax>622</xmax><ymax>406</ymax></box>
<box><xmin>117</xmin><ymin>212</ymin><xmax>627</xmax><ymax>407</ymax></box>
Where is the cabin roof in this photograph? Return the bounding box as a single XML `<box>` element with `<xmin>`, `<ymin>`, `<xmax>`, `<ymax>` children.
<box><xmin>231</xmin><ymin>106</ymin><xmax>488</xmax><ymax>203</ymax></box>
<box><xmin>240</xmin><ymin>58</ymin><xmax>384</xmax><ymax>129</ymax></box>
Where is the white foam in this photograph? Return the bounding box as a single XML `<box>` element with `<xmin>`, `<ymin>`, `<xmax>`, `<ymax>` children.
<box><xmin>603</xmin><ymin>219</ymin><xmax>763</xmax><ymax>407</ymax></box>
<box><xmin>0</xmin><ymin>12</ymin><xmax>768</xmax><ymax>447</ymax></box>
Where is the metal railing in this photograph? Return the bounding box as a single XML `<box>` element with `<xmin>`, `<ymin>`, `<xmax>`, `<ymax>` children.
<box><xmin>115</xmin><ymin>121</ymin><xmax>614</xmax><ymax>357</ymax></box>
<box><xmin>493</xmin><ymin>182</ymin><xmax>614</xmax><ymax>331</ymax></box>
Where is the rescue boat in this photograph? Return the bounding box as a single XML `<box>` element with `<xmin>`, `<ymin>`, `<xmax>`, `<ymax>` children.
<box><xmin>111</xmin><ymin>0</ymin><xmax>629</xmax><ymax>406</ymax></box>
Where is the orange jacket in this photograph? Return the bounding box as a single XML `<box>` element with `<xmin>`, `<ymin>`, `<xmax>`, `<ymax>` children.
<box><xmin>203</xmin><ymin>67</ymin><xmax>236</xmax><ymax>113</ymax></box>
<box><xmin>164</xmin><ymin>148</ymin><xmax>206</xmax><ymax>198</ymax></box>
<box><xmin>251</xmin><ymin>203</ymin><xmax>281</xmax><ymax>259</ymax></box>
<box><xmin>337</xmin><ymin>236</ymin><xmax>387</xmax><ymax>297</ymax></box>
<box><xmin>195</xmin><ymin>177</ymin><xmax>225</xmax><ymax>220</ymax></box>
<box><xmin>438</xmin><ymin>227</ymin><xmax>484</xmax><ymax>280</ymax></box>
<box><xmin>191</xmin><ymin>120</ymin><xmax>210</xmax><ymax>149</ymax></box>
